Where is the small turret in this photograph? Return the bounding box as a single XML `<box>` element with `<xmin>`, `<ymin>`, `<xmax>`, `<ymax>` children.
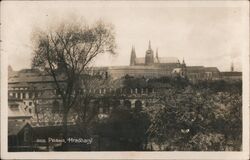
<box><xmin>130</xmin><ymin>46</ymin><xmax>136</xmax><ymax>66</ymax></box>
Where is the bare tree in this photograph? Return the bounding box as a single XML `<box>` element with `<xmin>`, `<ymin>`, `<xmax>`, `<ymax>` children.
<box><xmin>29</xmin><ymin>85</ymin><xmax>41</xmax><ymax>125</ymax></box>
<box><xmin>73</xmin><ymin>72</ymin><xmax>109</xmax><ymax>136</ymax></box>
<box><xmin>31</xmin><ymin>18</ymin><xmax>116</xmax><ymax>148</ymax></box>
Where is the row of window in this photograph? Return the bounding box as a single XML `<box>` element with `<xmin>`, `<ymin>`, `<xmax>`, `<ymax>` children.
<box><xmin>188</xmin><ymin>72</ymin><xmax>214</xmax><ymax>78</ymax></box>
<box><xmin>9</xmin><ymin>87</ymin><xmax>29</xmax><ymax>90</ymax></box>
<box><xmin>8</xmin><ymin>87</ymin><xmax>155</xmax><ymax>103</ymax></box>
<box><xmin>9</xmin><ymin>92</ymin><xmax>39</xmax><ymax>99</ymax></box>
<box><xmin>73</xmin><ymin>88</ymin><xmax>155</xmax><ymax>95</ymax></box>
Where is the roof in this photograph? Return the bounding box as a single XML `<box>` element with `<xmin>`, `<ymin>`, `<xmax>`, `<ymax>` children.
<box><xmin>19</xmin><ymin>68</ymin><xmax>41</xmax><ymax>73</ymax></box>
<box><xmin>33</xmin><ymin>125</ymin><xmax>79</xmax><ymax>138</ymax></box>
<box><xmin>157</xmin><ymin>57</ymin><xmax>180</xmax><ymax>64</ymax></box>
<box><xmin>9</xmin><ymin>75</ymin><xmax>55</xmax><ymax>83</ymax></box>
<box><xmin>135</xmin><ymin>57</ymin><xmax>145</xmax><ymax>64</ymax></box>
<box><xmin>8</xmin><ymin>121</ymin><xmax>31</xmax><ymax>136</ymax></box>
<box><xmin>204</xmin><ymin>67</ymin><xmax>220</xmax><ymax>73</ymax></box>
<box><xmin>135</xmin><ymin>57</ymin><xmax>180</xmax><ymax>64</ymax></box>
<box><xmin>220</xmin><ymin>72</ymin><xmax>242</xmax><ymax>76</ymax></box>
<box><xmin>8</xmin><ymin>68</ymin><xmax>68</xmax><ymax>84</ymax></box>
<box><xmin>186</xmin><ymin>66</ymin><xmax>205</xmax><ymax>72</ymax></box>
<box><xmin>33</xmin><ymin>125</ymin><xmax>64</xmax><ymax>138</ymax></box>
<box><xmin>108</xmin><ymin>65</ymin><xmax>169</xmax><ymax>70</ymax></box>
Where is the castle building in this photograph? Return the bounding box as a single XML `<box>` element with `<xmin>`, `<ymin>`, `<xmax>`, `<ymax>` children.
<box><xmin>130</xmin><ymin>41</ymin><xmax>180</xmax><ymax>67</ymax></box>
<box><xmin>97</xmin><ymin>41</ymin><xmax>223</xmax><ymax>80</ymax></box>
<box><xmin>103</xmin><ymin>41</ymin><xmax>188</xmax><ymax>79</ymax></box>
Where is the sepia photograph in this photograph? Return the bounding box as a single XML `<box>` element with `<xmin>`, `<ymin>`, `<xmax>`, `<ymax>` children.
<box><xmin>1</xmin><ymin>0</ymin><xmax>249</xmax><ymax>159</ymax></box>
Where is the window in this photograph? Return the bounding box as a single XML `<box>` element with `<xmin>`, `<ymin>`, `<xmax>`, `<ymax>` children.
<box><xmin>29</xmin><ymin>102</ymin><xmax>32</xmax><ymax>106</ymax></box>
<box><xmin>23</xmin><ymin>93</ymin><xmax>26</xmax><ymax>99</ymax></box>
<box><xmin>23</xmin><ymin>127</ymin><xmax>29</xmax><ymax>143</ymax></box>
<box><xmin>17</xmin><ymin>93</ymin><xmax>21</xmax><ymax>99</ymax></box>
<box><xmin>28</xmin><ymin>92</ymin><xmax>32</xmax><ymax>99</ymax></box>
<box><xmin>135</xmin><ymin>100</ymin><xmax>142</xmax><ymax>112</ymax></box>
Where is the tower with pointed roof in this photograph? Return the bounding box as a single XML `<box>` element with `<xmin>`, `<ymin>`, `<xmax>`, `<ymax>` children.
<box><xmin>181</xmin><ymin>58</ymin><xmax>187</xmax><ymax>77</ymax></box>
<box><xmin>231</xmin><ymin>61</ymin><xmax>234</xmax><ymax>72</ymax></box>
<box><xmin>145</xmin><ymin>41</ymin><xmax>154</xmax><ymax>65</ymax></box>
<box><xmin>130</xmin><ymin>46</ymin><xmax>136</xmax><ymax>66</ymax></box>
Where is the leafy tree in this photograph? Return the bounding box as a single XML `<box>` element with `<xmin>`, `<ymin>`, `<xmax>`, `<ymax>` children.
<box><xmin>146</xmin><ymin>84</ymin><xmax>242</xmax><ymax>151</ymax></box>
<box><xmin>31</xmin><ymin>18</ymin><xmax>116</xmax><ymax>149</ymax></box>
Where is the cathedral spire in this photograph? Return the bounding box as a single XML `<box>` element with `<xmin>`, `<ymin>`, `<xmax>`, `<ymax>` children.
<box><xmin>145</xmin><ymin>41</ymin><xmax>154</xmax><ymax>65</ymax></box>
<box><xmin>130</xmin><ymin>45</ymin><xmax>136</xmax><ymax>66</ymax></box>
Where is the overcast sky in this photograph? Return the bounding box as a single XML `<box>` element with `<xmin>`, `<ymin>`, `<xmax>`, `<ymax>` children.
<box><xmin>1</xmin><ymin>1</ymin><xmax>249</xmax><ymax>71</ymax></box>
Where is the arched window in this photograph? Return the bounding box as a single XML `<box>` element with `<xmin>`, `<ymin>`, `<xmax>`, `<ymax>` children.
<box><xmin>23</xmin><ymin>93</ymin><xmax>26</xmax><ymax>99</ymax></box>
<box><xmin>135</xmin><ymin>100</ymin><xmax>142</xmax><ymax>112</ymax></box>
<box><xmin>28</xmin><ymin>92</ymin><xmax>32</xmax><ymax>99</ymax></box>
<box><xmin>124</xmin><ymin>100</ymin><xmax>131</xmax><ymax>110</ymax></box>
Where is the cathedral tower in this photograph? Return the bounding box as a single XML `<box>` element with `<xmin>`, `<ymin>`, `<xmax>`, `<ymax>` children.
<box><xmin>145</xmin><ymin>41</ymin><xmax>154</xmax><ymax>65</ymax></box>
<box><xmin>130</xmin><ymin>46</ymin><xmax>136</xmax><ymax>66</ymax></box>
